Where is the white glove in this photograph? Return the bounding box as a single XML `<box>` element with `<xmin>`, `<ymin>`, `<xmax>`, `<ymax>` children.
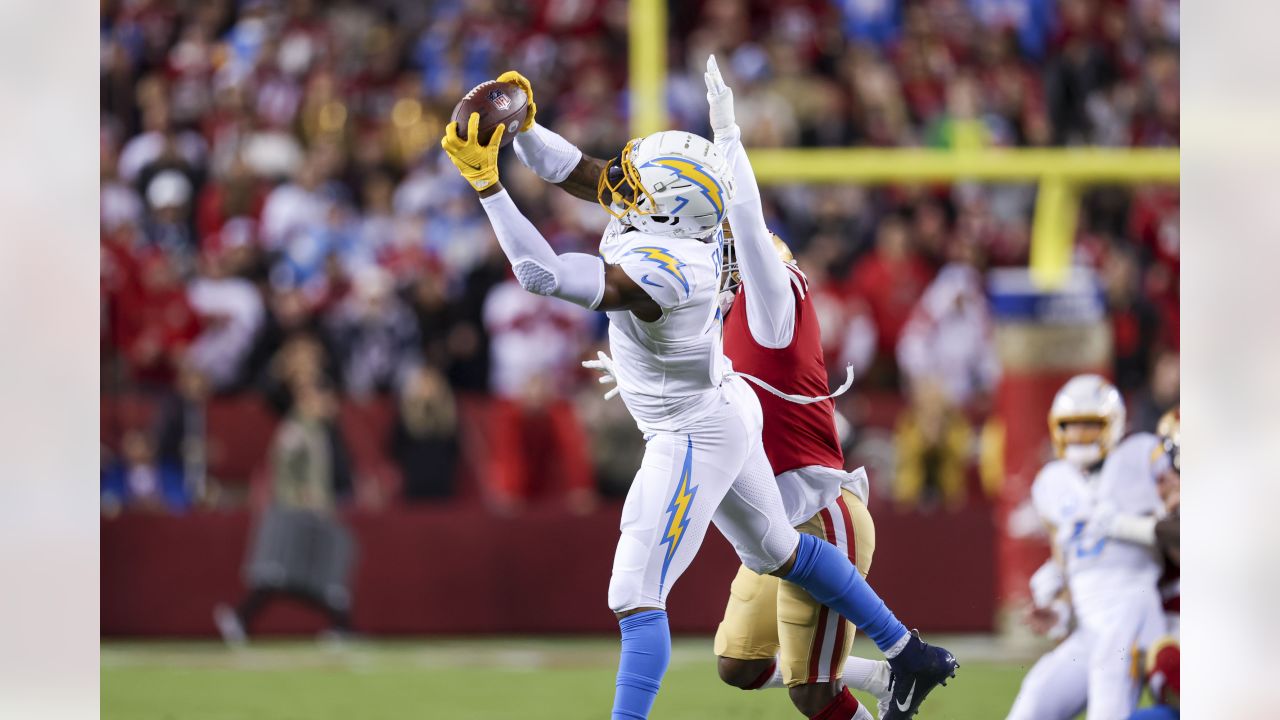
<box><xmin>1028</xmin><ymin>559</ymin><xmax>1065</xmax><ymax>609</ymax></box>
<box><xmin>704</xmin><ymin>54</ymin><xmax>736</xmax><ymax>139</ymax></box>
<box><xmin>1044</xmin><ymin>598</ymin><xmax>1072</xmax><ymax>641</ymax></box>
<box><xmin>581</xmin><ymin>350</ymin><xmax>620</xmax><ymax>400</ymax></box>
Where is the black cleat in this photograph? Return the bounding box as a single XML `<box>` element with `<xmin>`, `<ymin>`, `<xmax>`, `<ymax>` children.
<box><xmin>881</xmin><ymin>630</ymin><xmax>958</xmax><ymax>719</ymax></box>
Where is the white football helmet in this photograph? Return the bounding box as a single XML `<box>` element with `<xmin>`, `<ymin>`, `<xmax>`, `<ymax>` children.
<box><xmin>1048</xmin><ymin>374</ymin><xmax>1126</xmax><ymax>467</ymax></box>
<box><xmin>597</xmin><ymin>130</ymin><xmax>735</xmax><ymax>239</ymax></box>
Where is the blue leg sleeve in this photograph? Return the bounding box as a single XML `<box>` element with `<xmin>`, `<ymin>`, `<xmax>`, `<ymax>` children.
<box><xmin>782</xmin><ymin>533</ymin><xmax>908</xmax><ymax>652</ymax></box>
<box><xmin>612</xmin><ymin>610</ymin><xmax>671</xmax><ymax>720</ymax></box>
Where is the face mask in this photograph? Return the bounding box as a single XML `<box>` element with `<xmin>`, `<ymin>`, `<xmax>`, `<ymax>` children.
<box><xmin>1063</xmin><ymin>444</ymin><xmax>1103</xmax><ymax>468</ymax></box>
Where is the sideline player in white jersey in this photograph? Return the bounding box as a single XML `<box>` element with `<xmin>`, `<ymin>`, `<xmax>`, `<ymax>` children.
<box><xmin>1006</xmin><ymin>375</ymin><xmax>1170</xmax><ymax>720</ymax></box>
<box><xmin>440</xmin><ymin>65</ymin><xmax>956</xmax><ymax>720</ymax></box>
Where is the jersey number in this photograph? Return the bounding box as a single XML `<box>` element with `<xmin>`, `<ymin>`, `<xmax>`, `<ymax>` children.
<box><xmin>1069</xmin><ymin>521</ymin><xmax>1107</xmax><ymax>558</ymax></box>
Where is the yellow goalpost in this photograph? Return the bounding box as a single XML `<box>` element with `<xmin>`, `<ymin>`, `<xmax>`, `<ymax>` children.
<box><xmin>626</xmin><ymin>0</ymin><xmax>1180</xmax><ymax>289</ymax></box>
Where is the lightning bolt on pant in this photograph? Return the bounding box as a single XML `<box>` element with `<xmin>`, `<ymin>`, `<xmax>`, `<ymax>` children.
<box><xmin>608</xmin><ymin>378</ymin><xmax>799</xmax><ymax>614</ymax></box>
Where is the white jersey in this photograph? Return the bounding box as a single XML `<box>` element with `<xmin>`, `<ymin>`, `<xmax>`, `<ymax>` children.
<box><xmin>1031</xmin><ymin>433</ymin><xmax>1165</xmax><ymax>625</ymax></box>
<box><xmin>599</xmin><ymin>218</ymin><xmax>728</xmax><ymax>434</ymax></box>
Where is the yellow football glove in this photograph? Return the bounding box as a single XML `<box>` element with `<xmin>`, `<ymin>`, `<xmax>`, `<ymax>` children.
<box><xmin>496</xmin><ymin>70</ymin><xmax>537</xmax><ymax>132</ymax></box>
<box><xmin>441</xmin><ymin>112</ymin><xmax>505</xmax><ymax>191</ymax></box>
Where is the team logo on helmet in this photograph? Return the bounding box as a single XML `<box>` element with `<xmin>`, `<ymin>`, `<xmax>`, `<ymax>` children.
<box><xmin>639</xmin><ymin>156</ymin><xmax>726</xmax><ymax>217</ymax></box>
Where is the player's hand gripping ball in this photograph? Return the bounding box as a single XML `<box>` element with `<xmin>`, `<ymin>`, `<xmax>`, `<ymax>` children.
<box><xmin>449</xmin><ymin>79</ymin><xmax>530</xmax><ymax>148</ymax></box>
<box><xmin>495</xmin><ymin>70</ymin><xmax>537</xmax><ymax>131</ymax></box>
<box><xmin>441</xmin><ymin>112</ymin><xmax>505</xmax><ymax>191</ymax></box>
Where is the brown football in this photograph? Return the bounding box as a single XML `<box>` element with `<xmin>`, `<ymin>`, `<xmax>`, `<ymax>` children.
<box><xmin>450</xmin><ymin>80</ymin><xmax>529</xmax><ymax>148</ymax></box>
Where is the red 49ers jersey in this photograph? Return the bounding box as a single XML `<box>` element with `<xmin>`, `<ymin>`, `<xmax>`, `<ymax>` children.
<box><xmin>722</xmin><ymin>266</ymin><xmax>844</xmax><ymax>475</ymax></box>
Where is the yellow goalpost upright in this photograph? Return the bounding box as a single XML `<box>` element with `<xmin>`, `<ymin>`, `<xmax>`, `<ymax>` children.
<box><xmin>626</xmin><ymin>0</ymin><xmax>1179</xmax><ymax>289</ymax></box>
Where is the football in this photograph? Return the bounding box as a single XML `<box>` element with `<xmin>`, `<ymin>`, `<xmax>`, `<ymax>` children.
<box><xmin>451</xmin><ymin>80</ymin><xmax>529</xmax><ymax>148</ymax></box>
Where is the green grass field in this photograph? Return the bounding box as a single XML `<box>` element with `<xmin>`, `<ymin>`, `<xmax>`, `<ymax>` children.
<box><xmin>102</xmin><ymin>636</ymin><xmax>1036</xmax><ymax>719</ymax></box>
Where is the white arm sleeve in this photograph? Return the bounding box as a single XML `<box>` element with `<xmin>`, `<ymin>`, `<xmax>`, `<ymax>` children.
<box><xmin>715</xmin><ymin>125</ymin><xmax>796</xmax><ymax>349</ymax></box>
<box><xmin>478</xmin><ymin>190</ymin><xmax>605</xmax><ymax>310</ymax></box>
<box><xmin>513</xmin><ymin>124</ymin><xmax>584</xmax><ymax>185</ymax></box>
<box><xmin>1108</xmin><ymin>513</ymin><xmax>1158</xmax><ymax>547</ymax></box>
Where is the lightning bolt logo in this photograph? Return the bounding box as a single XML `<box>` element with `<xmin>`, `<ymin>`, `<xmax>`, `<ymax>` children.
<box><xmin>659</xmin><ymin>436</ymin><xmax>698</xmax><ymax>594</ymax></box>
<box><xmin>642</xmin><ymin>157</ymin><xmax>726</xmax><ymax>217</ymax></box>
<box><xmin>630</xmin><ymin>246</ymin><xmax>690</xmax><ymax>295</ymax></box>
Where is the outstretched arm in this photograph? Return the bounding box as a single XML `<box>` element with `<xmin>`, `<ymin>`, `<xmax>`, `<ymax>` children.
<box><xmin>705</xmin><ymin>56</ymin><xmax>796</xmax><ymax>349</ymax></box>
<box><xmin>501</xmin><ymin>71</ymin><xmax>611</xmax><ymax>204</ymax></box>
<box><xmin>478</xmin><ymin>187</ymin><xmax>656</xmax><ymax>316</ymax></box>
<box><xmin>442</xmin><ymin>113</ymin><xmax>660</xmax><ymax>320</ymax></box>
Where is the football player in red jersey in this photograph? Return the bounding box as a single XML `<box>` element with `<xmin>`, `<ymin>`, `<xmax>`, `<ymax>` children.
<box><xmin>584</xmin><ymin>58</ymin><xmax>959</xmax><ymax>720</ymax></box>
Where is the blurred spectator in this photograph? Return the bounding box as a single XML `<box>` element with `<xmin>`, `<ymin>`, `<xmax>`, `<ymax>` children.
<box><xmin>261</xmin><ymin>155</ymin><xmax>331</xmax><ymax>253</ymax></box>
<box><xmin>214</xmin><ymin>380</ymin><xmax>357</xmax><ymax>645</ymax></box>
<box><xmin>1103</xmin><ymin>245</ymin><xmax>1160</xmax><ymax>394</ymax></box>
<box><xmin>101</xmin><ymin>430</ymin><xmax>189</xmax><ymax>515</ymax></box>
<box><xmin>195</xmin><ymin>157</ymin><xmax>271</xmax><ymax>241</ymax></box>
<box><xmin>186</xmin><ymin>248</ymin><xmax>266</xmax><ymax>391</ymax></box>
<box><xmin>897</xmin><ymin>263</ymin><xmax>1000</xmax><ymax>411</ymax></box>
<box><xmin>576</xmin><ymin>363</ymin><xmax>647</xmax><ymax>499</ymax></box>
<box><xmin>118</xmin><ymin>98</ymin><xmax>208</xmax><ymax>185</ymax></box>
<box><xmin>845</xmin><ymin>214</ymin><xmax>933</xmax><ymax>377</ymax></box>
<box><xmin>102</xmin><ymin>131</ymin><xmax>144</xmax><ymax>234</ymax></box>
<box><xmin>392</xmin><ymin>366</ymin><xmax>459</xmax><ymax>502</ymax></box>
<box><xmin>118</xmin><ymin>250</ymin><xmax>204</xmax><ymax>387</ymax></box>
<box><xmin>144</xmin><ymin>169</ymin><xmax>198</xmax><ymax>274</ymax></box>
<box><xmin>481</xmin><ymin>280</ymin><xmax>597</xmax><ymax>514</ymax></box>
<box><xmin>1131</xmin><ymin>349</ymin><xmax>1179</xmax><ymax>433</ymax></box>
<box><xmin>893</xmin><ymin>378</ymin><xmax>973</xmax><ymax>510</ymax></box>
<box><xmin>324</xmin><ymin>267</ymin><xmax>422</xmax><ymax>398</ymax></box>
<box><xmin>270</xmin><ymin>381</ymin><xmax>341</xmax><ymax>512</ymax></box>
<box><xmin>154</xmin><ymin>363</ymin><xmax>212</xmax><ymax>503</ymax></box>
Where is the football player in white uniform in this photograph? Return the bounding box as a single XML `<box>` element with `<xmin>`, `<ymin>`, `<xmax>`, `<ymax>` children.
<box><xmin>1006</xmin><ymin>375</ymin><xmax>1170</xmax><ymax>720</ymax></box>
<box><xmin>440</xmin><ymin>67</ymin><xmax>956</xmax><ymax>720</ymax></box>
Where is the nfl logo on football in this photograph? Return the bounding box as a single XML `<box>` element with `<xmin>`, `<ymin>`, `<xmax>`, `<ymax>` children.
<box><xmin>488</xmin><ymin>89</ymin><xmax>511</xmax><ymax>111</ymax></box>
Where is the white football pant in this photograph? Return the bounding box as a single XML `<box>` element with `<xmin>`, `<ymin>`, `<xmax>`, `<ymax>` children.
<box><xmin>608</xmin><ymin>378</ymin><xmax>799</xmax><ymax>613</ymax></box>
<box><xmin>1007</xmin><ymin>586</ymin><xmax>1165</xmax><ymax>720</ymax></box>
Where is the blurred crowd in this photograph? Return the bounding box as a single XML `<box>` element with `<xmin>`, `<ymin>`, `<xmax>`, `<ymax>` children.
<box><xmin>100</xmin><ymin>0</ymin><xmax>1180</xmax><ymax>515</ymax></box>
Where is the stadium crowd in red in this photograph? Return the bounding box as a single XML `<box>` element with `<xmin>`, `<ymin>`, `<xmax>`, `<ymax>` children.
<box><xmin>100</xmin><ymin>0</ymin><xmax>1179</xmax><ymax>514</ymax></box>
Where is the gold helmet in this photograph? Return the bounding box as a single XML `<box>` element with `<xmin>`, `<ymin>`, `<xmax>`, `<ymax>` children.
<box><xmin>717</xmin><ymin>221</ymin><xmax>794</xmax><ymax>299</ymax></box>
<box><xmin>1157</xmin><ymin>406</ymin><xmax>1180</xmax><ymax>473</ymax></box>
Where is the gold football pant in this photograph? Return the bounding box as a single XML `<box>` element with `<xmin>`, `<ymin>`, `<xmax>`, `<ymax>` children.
<box><xmin>713</xmin><ymin>489</ymin><xmax>875</xmax><ymax>687</ymax></box>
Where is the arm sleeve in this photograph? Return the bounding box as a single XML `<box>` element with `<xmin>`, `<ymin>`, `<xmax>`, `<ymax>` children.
<box><xmin>715</xmin><ymin>125</ymin><xmax>796</xmax><ymax>349</ymax></box>
<box><xmin>1108</xmin><ymin>513</ymin><xmax>1158</xmax><ymax>547</ymax></box>
<box><xmin>478</xmin><ymin>190</ymin><xmax>605</xmax><ymax>310</ymax></box>
<box><xmin>513</xmin><ymin>124</ymin><xmax>584</xmax><ymax>184</ymax></box>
